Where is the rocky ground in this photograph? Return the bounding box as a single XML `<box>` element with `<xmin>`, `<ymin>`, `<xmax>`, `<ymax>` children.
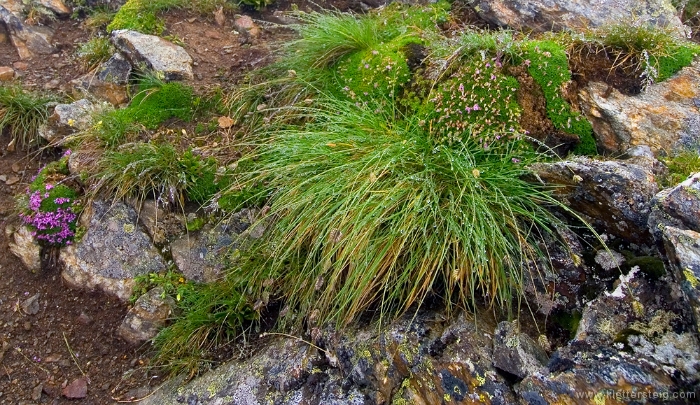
<box><xmin>2</xmin><ymin>0</ymin><xmax>700</xmax><ymax>404</ymax></box>
<box><xmin>0</xmin><ymin>2</ymin><xmax>303</xmax><ymax>403</ymax></box>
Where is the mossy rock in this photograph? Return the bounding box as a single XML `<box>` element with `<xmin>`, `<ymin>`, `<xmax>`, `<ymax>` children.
<box><xmin>520</xmin><ymin>40</ymin><xmax>596</xmax><ymax>155</ymax></box>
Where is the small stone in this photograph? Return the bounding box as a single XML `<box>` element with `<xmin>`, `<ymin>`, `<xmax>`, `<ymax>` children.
<box><xmin>0</xmin><ymin>175</ymin><xmax>6</xmax><ymax>182</ymax></box>
<box><xmin>21</xmin><ymin>293</ymin><xmax>41</xmax><ymax>315</ymax></box>
<box><xmin>213</xmin><ymin>6</ymin><xmax>226</xmax><ymax>26</ymax></box>
<box><xmin>205</xmin><ymin>30</ymin><xmax>222</xmax><ymax>40</ymax></box>
<box><xmin>23</xmin><ymin>321</ymin><xmax>31</xmax><ymax>330</ymax></box>
<box><xmin>5</xmin><ymin>176</ymin><xmax>19</xmax><ymax>185</ymax></box>
<box><xmin>12</xmin><ymin>61</ymin><xmax>28</xmax><ymax>70</ymax></box>
<box><xmin>31</xmin><ymin>383</ymin><xmax>43</xmax><ymax>401</ymax></box>
<box><xmin>62</xmin><ymin>377</ymin><xmax>87</xmax><ymax>399</ymax></box>
<box><xmin>77</xmin><ymin>312</ymin><xmax>92</xmax><ymax>325</ymax></box>
<box><xmin>43</xmin><ymin>79</ymin><xmax>60</xmax><ymax>90</ymax></box>
<box><xmin>11</xmin><ymin>163</ymin><xmax>20</xmax><ymax>173</ymax></box>
<box><xmin>0</xmin><ymin>66</ymin><xmax>14</xmax><ymax>81</ymax></box>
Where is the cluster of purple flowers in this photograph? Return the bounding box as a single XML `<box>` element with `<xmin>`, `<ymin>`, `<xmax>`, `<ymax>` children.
<box><xmin>426</xmin><ymin>57</ymin><xmax>523</xmax><ymax>149</ymax></box>
<box><xmin>20</xmin><ymin>183</ymin><xmax>78</xmax><ymax>246</ymax></box>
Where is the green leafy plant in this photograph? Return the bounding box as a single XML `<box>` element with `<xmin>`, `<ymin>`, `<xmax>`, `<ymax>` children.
<box><xmin>0</xmin><ymin>85</ymin><xmax>57</xmax><ymax>150</ymax></box>
<box><xmin>237</xmin><ymin>0</ymin><xmax>274</xmax><ymax>10</ymax></box>
<box><xmin>107</xmin><ymin>0</ymin><xmax>235</xmax><ymax>34</ymax></box>
<box><xmin>661</xmin><ymin>149</ymin><xmax>700</xmax><ymax>186</ymax></box>
<box><xmin>131</xmin><ymin>269</ymin><xmax>187</xmax><ymax>304</ymax></box>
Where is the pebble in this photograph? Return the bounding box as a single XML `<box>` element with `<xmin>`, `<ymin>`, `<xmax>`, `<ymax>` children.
<box><xmin>0</xmin><ymin>66</ymin><xmax>14</xmax><ymax>81</ymax></box>
<box><xmin>0</xmin><ymin>175</ymin><xmax>6</xmax><ymax>182</ymax></box>
<box><xmin>5</xmin><ymin>176</ymin><xmax>19</xmax><ymax>185</ymax></box>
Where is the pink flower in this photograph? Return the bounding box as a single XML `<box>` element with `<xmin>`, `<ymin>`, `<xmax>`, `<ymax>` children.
<box><xmin>473</xmin><ymin>104</ymin><xmax>480</xmax><ymax>111</ymax></box>
<box><xmin>45</xmin><ymin>184</ymin><xmax>54</xmax><ymax>190</ymax></box>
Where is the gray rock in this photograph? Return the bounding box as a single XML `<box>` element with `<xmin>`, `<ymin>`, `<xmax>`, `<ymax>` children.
<box><xmin>139</xmin><ymin>311</ymin><xmax>516</xmax><ymax>404</ymax></box>
<box><xmin>476</xmin><ymin>0</ymin><xmax>686</xmax><ymax>35</ymax></box>
<box><xmin>532</xmin><ymin>156</ymin><xmax>659</xmax><ymax>244</ymax></box>
<box><xmin>136</xmin><ymin>200</ymin><xmax>184</xmax><ymax>246</ymax></box>
<box><xmin>0</xmin><ymin>0</ymin><xmax>24</xmax><ymax>16</ymax></box>
<box><xmin>579</xmin><ymin>63</ymin><xmax>700</xmax><ymax>155</ymax></box>
<box><xmin>71</xmin><ymin>72</ymin><xmax>129</xmax><ymax>107</ymax></box>
<box><xmin>522</xmin><ymin>225</ymin><xmax>591</xmax><ymax>314</ymax></box>
<box><xmin>96</xmin><ymin>52</ymin><xmax>131</xmax><ymax>85</ymax></box>
<box><xmin>60</xmin><ymin>200</ymin><xmax>166</xmax><ymax>301</ymax></box>
<box><xmin>493</xmin><ymin>321</ymin><xmax>549</xmax><ymax>379</ymax></box>
<box><xmin>0</xmin><ymin>5</ymin><xmax>55</xmax><ymax>59</ymax></box>
<box><xmin>170</xmin><ymin>216</ymin><xmax>249</xmax><ymax>283</ymax></box>
<box><xmin>648</xmin><ymin>173</ymin><xmax>700</xmax><ymax>240</ymax></box>
<box><xmin>39</xmin><ymin>99</ymin><xmax>106</xmax><ymax>143</ymax></box>
<box><xmin>111</xmin><ymin>30</ymin><xmax>193</xmax><ymax>81</ymax></box>
<box><xmin>117</xmin><ymin>287</ymin><xmax>175</xmax><ymax>344</ymax></box>
<box><xmin>21</xmin><ymin>293</ymin><xmax>40</xmax><ymax>315</ymax></box>
<box><xmin>661</xmin><ymin>226</ymin><xmax>700</xmax><ymax>333</ymax></box>
<box><xmin>7</xmin><ymin>225</ymin><xmax>41</xmax><ymax>273</ymax></box>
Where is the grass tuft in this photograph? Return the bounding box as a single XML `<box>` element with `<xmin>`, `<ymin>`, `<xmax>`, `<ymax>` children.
<box><xmin>224</xmin><ymin>97</ymin><xmax>571</xmax><ymax>327</ymax></box>
<box><xmin>0</xmin><ymin>85</ymin><xmax>58</xmax><ymax>150</ymax></box>
<box><xmin>76</xmin><ymin>37</ymin><xmax>114</xmax><ymax>71</ymax></box>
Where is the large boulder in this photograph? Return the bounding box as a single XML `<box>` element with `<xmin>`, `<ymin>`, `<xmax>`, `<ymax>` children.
<box><xmin>579</xmin><ymin>62</ymin><xmax>700</xmax><ymax>155</ymax></box>
<box><xmin>532</xmin><ymin>156</ymin><xmax>659</xmax><ymax>244</ymax></box>
<box><xmin>0</xmin><ymin>5</ymin><xmax>55</xmax><ymax>59</ymax></box>
<box><xmin>110</xmin><ymin>30</ymin><xmax>193</xmax><ymax>81</ymax></box>
<box><xmin>60</xmin><ymin>200</ymin><xmax>166</xmax><ymax>301</ymax></box>
<box><xmin>475</xmin><ymin>0</ymin><xmax>685</xmax><ymax>35</ymax></box>
<box><xmin>138</xmin><ymin>311</ymin><xmax>517</xmax><ymax>404</ymax></box>
<box><xmin>649</xmin><ymin>174</ymin><xmax>700</xmax><ymax>332</ymax></box>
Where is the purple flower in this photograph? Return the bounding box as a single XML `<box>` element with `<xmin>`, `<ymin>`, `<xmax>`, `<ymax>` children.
<box><xmin>512</xmin><ymin>158</ymin><xmax>521</xmax><ymax>163</ymax></box>
<box><xmin>473</xmin><ymin>104</ymin><xmax>480</xmax><ymax>111</ymax></box>
<box><xmin>45</xmin><ymin>183</ymin><xmax>54</xmax><ymax>190</ymax></box>
<box><xmin>62</xmin><ymin>149</ymin><xmax>72</xmax><ymax>157</ymax></box>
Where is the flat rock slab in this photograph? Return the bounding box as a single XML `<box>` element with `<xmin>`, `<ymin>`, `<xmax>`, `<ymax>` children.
<box><xmin>111</xmin><ymin>30</ymin><xmax>193</xmax><ymax>81</ymax></box>
<box><xmin>60</xmin><ymin>200</ymin><xmax>166</xmax><ymax>301</ymax></box>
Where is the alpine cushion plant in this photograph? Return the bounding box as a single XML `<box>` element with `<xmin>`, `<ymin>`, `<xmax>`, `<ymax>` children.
<box><xmin>19</xmin><ymin>152</ymin><xmax>79</xmax><ymax>246</ymax></box>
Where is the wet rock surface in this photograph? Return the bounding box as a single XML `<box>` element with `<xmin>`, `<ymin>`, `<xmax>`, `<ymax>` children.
<box><xmin>532</xmin><ymin>156</ymin><xmax>659</xmax><ymax>244</ymax></box>
<box><xmin>140</xmin><ymin>311</ymin><xmax>518</xmax><ymax>404</ymax></box>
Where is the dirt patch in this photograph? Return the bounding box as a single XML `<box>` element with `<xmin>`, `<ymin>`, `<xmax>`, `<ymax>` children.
<box><xmin>0</xmin><ymin>139</ymin><xmax>157</xmax><ymax>404</ymax></box>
